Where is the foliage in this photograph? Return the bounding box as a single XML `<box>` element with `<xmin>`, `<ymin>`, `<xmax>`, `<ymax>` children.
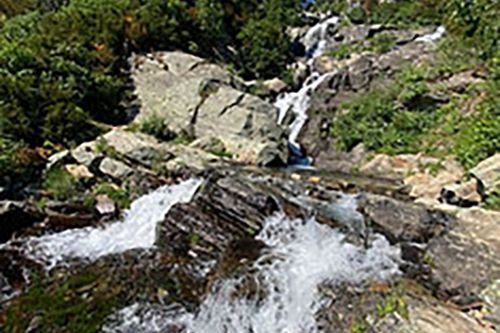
<box><xmin>332</xmin><ymin>66</ymin><xmax>437</xmax><ymax>154</ymax></box>
<box><xmin>237</xmin><ymin>16</ymin><xmax>293</xmax><ymax>79</ymax></box>
<box><xmin>140</xmin><ymin>114</ymin><xmax>176</xmax><ymax>142</ymax></box>
<box><xmin>484</xmin><ymin>193</ymin><xmax>500</xmax><ymax>211</ymax></box>
<box><xmin>94</xmin><ymin>182</ymin><xmax>131</xmax><ymax>209</ymax></box>
<box><xmin>42</xmin><ymin>167</ymin><xmax>81</xmax><ymax>201</ymax></box>
<box><xmin>4</xmin><ymin>272</ymin><xmax>122</xmax><ymax>333</ymax></box>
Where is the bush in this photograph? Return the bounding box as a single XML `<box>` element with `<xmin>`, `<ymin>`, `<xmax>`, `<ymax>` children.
<box><xmin>140</xmin><ymin>115</ymin><xmax>176</xmax><ymax>142</ymax></box>
<box><xmin>42</xmin><ymin>168</ymin><xmax>81</xmax><ymax>201</ymax></box>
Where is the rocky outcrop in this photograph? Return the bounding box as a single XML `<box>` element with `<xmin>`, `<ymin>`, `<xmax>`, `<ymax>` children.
<box><xmin>131</xmin><ymin>51</ymin><xmax>287</xmax><ymax>166</ymax></box>
<box><xmin>471</xmin><ymin>154</ymin><xmax>500</xmax><ymax>197</ymax></box>
<box><xmin>424</xmin><ymin>206</ymin><xmax>500</xmax><ymax>306</ymax></box>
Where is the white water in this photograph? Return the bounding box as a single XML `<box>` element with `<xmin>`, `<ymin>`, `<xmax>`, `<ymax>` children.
<box><xmin>103</xmin><ymin>211</ymin><xmax>401</xmax><ymax>333</ymax></box>
<box><xmin>275</xmin><ymin>16</ymin><xmax>338</xmax><ymax>149</ymax></box>
<box><xmin>415</xmin><ymin>26</ymin><xmax>446</xmax><ymax>43</ymax></box>
<box><xmin>7</xmin><ymin>179</ymin><xmax>202</xmax><ymax>269</ymax></box>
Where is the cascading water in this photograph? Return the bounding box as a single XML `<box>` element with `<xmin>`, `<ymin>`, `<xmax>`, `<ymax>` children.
<box><xmin>2</xmin><ymin>179</ymin><xmax>202</xmax><ymax>269</ymax></box>
<box><xmin>275</xmin><ymin>16</ymin><xmax>339</xmax><ymax>159</ymax></box>
<box><xmin>102</xmin><ymin>201</ymin><xmax>401</xmax><ymax>333</ymax></box>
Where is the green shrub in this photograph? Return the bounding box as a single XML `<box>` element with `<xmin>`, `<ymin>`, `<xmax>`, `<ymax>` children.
<box><xmin>42</xmin><ymin>168</ymin><xmax>81</xmax><ymax>201</ymax></box>
<box><xmin>94</xmin><ymin>182</ymin><xmax>130</xmax><ymax>209</ymax></box>
<box><xmin>140</xmin><ymin>115</ymin><xmax>176</xmax><ymax>142</ymax></box>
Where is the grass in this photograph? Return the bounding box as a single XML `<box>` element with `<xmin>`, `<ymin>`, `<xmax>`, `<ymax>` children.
<box><xmin>4</xmin><ymin>272</ymin><xmax>123</xmax><ymax>333</ymax></box>
<box><xmin>331</xmin><ymin>37</ymin><xmax>500</xmax><ymax>170</ymax></box>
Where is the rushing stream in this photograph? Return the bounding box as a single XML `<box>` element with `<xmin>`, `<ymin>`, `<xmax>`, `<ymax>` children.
<box><xmin>1</xmin><ymin>179</ymin><xmax>202</xmax><ymax>269</ymax></box>
<box><xmin>103</xmin><ymin>213</ymin><xmax>400</xmax><ymax>333</ymax></box>
<box><xmin>0</xmin><ymin>13</ymin><xmax>450</xmax><ymax>333</ymax></box>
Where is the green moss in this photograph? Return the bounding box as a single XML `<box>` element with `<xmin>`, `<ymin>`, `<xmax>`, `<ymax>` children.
<box><xmin>208</xmin><ymin>149</ymin><xmax>233</xmax><ymax>159</ymax></box>
<box><xmin>95</xmin><ymin>137</ymin><xmax>119</xmax><ymax>159</ymax></box>
<box><xmin>4</xmin><ymin>272</ymin><xmax>122</xmax><ymax>333</ymax></box>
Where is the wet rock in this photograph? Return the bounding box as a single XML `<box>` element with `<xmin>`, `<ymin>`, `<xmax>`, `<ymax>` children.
<box><xmin>471</xmin><ymin>154</ymin><xmax>500</xmax><ymax>197</ymax></box>
<box><xmin>361</xmin><ymin>194</ymin><xmax>453</xmax><ymax>243</ymax></box>
<box><xmin>440</xmin><ymin>179</ymin><xmax>482</xmax><ymax>207</ymax></box>
<box><xmin>0</xmin><ymin>201</ymin><xmax>43</xmax><ymax>242</ymax></box>
<box><xmin>157</xmin><ymin>171</ymin><xmax>280</xmax><ymax>261</ymax></box>
<box><xmin>99</xmin><ymin>157</ymin><xmax>134</xmax><ymax>179</ymax></box>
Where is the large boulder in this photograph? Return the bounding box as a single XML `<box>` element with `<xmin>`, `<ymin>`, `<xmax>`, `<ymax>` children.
<box><xmin>131</xmin><ymin>51</ymin><xmax>286</xmax><ymax>166</ymax></box>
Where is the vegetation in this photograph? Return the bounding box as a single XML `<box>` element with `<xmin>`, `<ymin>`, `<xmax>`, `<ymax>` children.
<box><xmin>329</xmin><ymin>0</ymin><xmax>499</xmax><ymax>170</ymax></box>
<box><xmin>42</xmin><ymin>167</ymin><xmax>82</xmax><ymax>201</ymax></box>
<box><xmin>0</xmin><ymin>0</ymin><xmax>301</xmax><ymax>189</ymax></box>
<box><xmin>140</xmin><ymin>114</ymin><xmax>176</xmax><ymax>142</ymax></box>
<box><xmin>4</xmin><ymin>272</ymin><xmax>123</xmax><ymax>333</ymax></box>
<box><xmin>94</xmin><ymin>182</ymin><xmax>131</xmax><ymax>209</ymax></box>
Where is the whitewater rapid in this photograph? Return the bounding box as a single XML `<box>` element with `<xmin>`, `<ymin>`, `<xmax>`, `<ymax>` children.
<box><xmin>103</xmin><ymin>206</ymin><xmax>401</xmax><ymax>333</ymax></box>
<box><xmin>2</xmin><ymin>178</ymin><xmax>202</xmax><ymax>269</ymax></box>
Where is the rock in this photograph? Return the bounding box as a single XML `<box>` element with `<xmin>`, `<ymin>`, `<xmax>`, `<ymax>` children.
<box><xmin>262</xmin><ymin>78</ymin><xmax>288</xmax><ymax>95</ymax></box>
<box><xmin>289</xmin><ymin>61</ymin><xmax>309</xmax><ymax>87</ymax></box>
<box><xmin>0</xmin><ymin>201</ymin><xmax>43</xmax><ymax>243</ymax></box>
<box><xmin>471</xmin><ymin>154</ymin><xmax>500</xmax><ymax>197</ymax></box>
<box><xmin>440</xmin><ymin>179</ymin><xmax>481</xmax><ymax>207</ymax></box>
<box><xmin>99</xmin><ymin>157</ymin><xmax>134</xmax><ymax>179</ymax></box>
<box><xmin>360</xmin><ymin>194</ymin><xmax>453</xmax><ymax>243</ymax></box>
<box><xmin>65</xmin><ymin>164</ymin><xmax>94</xmax><ymax>180</ymax></box>
<box><xmin>131</xmin><ymin>51</ymin><xmax>285</xmax><ymax>165</ymax></box>
<box><xmin>95</xmin><ymin>194</ymin><xmax>117</xmax><ymax>217</ymax></box>
<box><xmin>157</xmin><ymin>171</ymin><xmax>280</xmax><ymax>264</ymax></box>
<box><xmin>347</xmin><ymin>54</ymin><xmax>373</xmax><ymax>90</ymax></box>
<box><xmin>423</xmin><ymin>205</ymin><xmax>500</xmax><ymax>305</ymax></box>
<box><xmin>46</xmin><ymin>150</ymin><xmax>70</xmax><ymax>170</ymax></box>
<box><xmin>373</xmin><ymin>292</ymin><xmax>494</xmax><ymax>333</ymax></box>
<box><xmin>359</xmin><ymin>154</ymin><xmax>464</xmax><ymax>202</ymax></box>
<box><xmin>360</xmin><ymin>154</ymin><xmax>441</xmax><ymax>177</ymax></box>
<box><xmin>71</xmin><ymin>141</ymin><xmax>100</xmax><ymax>167</ymax></box>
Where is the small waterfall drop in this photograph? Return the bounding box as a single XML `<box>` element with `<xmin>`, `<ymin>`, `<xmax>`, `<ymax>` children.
<box><xmin>275</xmin><ymin>16</ymin><xmax>338</xmax><ymax>152</ymax></box>
<box><xmin>103</xmin><ymin>211</ymin><xmax>401</xmax><ymax>333</ymax></box>
<box><xmin>4</xmin><ymin>178</ymin><xmax>202</xmax><ymax>269</ymax></box>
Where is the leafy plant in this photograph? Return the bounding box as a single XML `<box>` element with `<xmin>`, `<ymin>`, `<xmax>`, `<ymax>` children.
<box><xmin>140</xmin><ymin>114</ymin><xmax>176</xmax><ymax>142</ymax></box>
<box><xmin>42</xmin><ymin>168</ymin><xmax>81</xmax><ymax>201</ymax></box>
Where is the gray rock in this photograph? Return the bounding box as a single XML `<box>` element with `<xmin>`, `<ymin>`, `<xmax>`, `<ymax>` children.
<box><xmin>72</xmin><ymin>141</ymin><xmax>100</xmax><ymax>167</ymax></box>
<box><xmin>131</xmin><ymin>51</ymin><xmax>286</xmax><ymax>165</ymax></box>
<box><xmin>440</xmin><ymin>179</ymin><xmax>482</xmax><ymax>207</ymax></box>
<box><xmin>471</xmin><ymin>154</ymin><xmax>500</xmax><ymax>197</ymax></box>
<box><xmin>99</xmin><ymin>157</ymin><xmax>134</xmax><ymax>179</ymax></box>
<box><xmin>425</xmin><ymin>205</ymin><xmax>500</xmax><ymax>305</ymax></box>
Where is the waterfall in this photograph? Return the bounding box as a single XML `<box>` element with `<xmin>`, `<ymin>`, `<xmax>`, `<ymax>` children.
<box><xmin>102</xmin><ymin>211</ymin><xmax>401</xmax><ymax>333</ymax></box>
<box><xmin>275</xmin><ymin>16</ymin><xmax>338</xmax><ymax>157</ymax></box>
<box><xmin>2</xmin><ymin>179</ymin><xmax>202</xmax><ymax>269</ymax></box>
